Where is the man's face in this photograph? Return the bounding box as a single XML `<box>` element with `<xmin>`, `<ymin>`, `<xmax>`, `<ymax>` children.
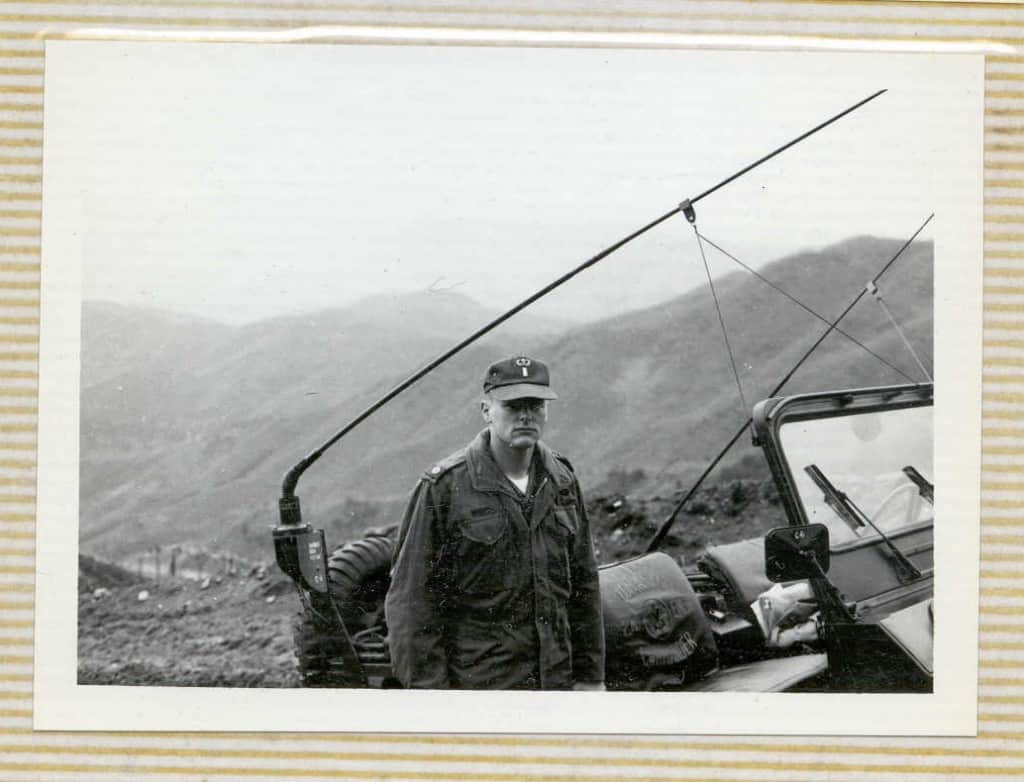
<box><xmin>482</xmin><ymin>396</ymin><xmax>548</xmax><ymax>450</ymax></box>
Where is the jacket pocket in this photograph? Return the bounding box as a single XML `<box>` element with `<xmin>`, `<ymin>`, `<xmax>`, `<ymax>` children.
<box><xmin>547</xmin><ymin>506</ymin><xmax>578</xmax><ymax>596</ymax></box>
<box><xmin>456</xmin><ymin>511</ymin><xmax>513</xmax><ymax>594</ymax></box>
<box><xmin>458</xmin><ymin>511</ymin><xmax>507</xmax><ymax>545</ymax></box>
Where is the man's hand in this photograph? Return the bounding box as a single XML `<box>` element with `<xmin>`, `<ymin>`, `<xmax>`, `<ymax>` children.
<box><xmin>572</xmin><ymin>682</ymin><xmax>606</xmax><ymax>692</ymax></box>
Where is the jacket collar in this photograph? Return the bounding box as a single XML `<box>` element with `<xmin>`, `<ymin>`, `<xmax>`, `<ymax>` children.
<box><xmin>465</xmin><ymin>429</ymin><xmax>573</xmax><ymax>495</ymax></box>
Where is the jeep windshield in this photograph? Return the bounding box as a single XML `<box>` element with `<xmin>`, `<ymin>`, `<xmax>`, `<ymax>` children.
<box><xmin>778</xmin><ymin>405</ymin><xmax>933</xmax><ymax>546</ymax></box>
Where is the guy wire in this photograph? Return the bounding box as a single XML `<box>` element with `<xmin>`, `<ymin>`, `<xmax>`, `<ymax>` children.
<box><xmin>696</xmin><ymin>231</ymin><xmax>917</xmax><ymax>384</ymax></box>
<box><xmin>693</xmin><ymin>224</ymin><xmax>748</xmax><ymax>416</ymax></box>
<box><xmin>645</xmin><ymin>213</ymin><xmax>934</xmax><ymax>553</ymax></box>
<box><xmin>868</xmin><ymin>283</ymin><xmax>934</xmax><ymax>382</ymax></box>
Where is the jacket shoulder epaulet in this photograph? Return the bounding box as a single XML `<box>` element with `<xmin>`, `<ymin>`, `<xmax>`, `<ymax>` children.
<box><xmin>422</xmin><ymin>448</ymin><xmax>467</xmax><ymax>484</ymax></box>
<box><xmin>551</xmin><ymin>449</ymin><xmax>576</xmax><ymax>475</ymax></box>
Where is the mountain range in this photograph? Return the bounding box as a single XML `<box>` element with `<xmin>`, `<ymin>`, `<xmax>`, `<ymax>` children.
<box><xmin>80</xmin><ymin>235</ymin><xmax>933</xmax><ymax>562</ymax></box>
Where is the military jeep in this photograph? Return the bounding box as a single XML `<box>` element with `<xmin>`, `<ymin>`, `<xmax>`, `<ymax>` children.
<box><xmin>274</xmin><ymin>381</ymin><xmax>934</xmax><ymax>692</ymax></box>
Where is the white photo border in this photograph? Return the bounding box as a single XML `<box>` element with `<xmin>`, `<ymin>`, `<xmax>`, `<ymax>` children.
<box><xmin>34</xmin><ymin>31</ymin><xmax>983</xmax><ymax>734</ymax></box>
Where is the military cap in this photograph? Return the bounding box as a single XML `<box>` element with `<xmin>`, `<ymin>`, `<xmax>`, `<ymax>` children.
<box><xmin>483</xmin><ymin>356</ymin><xmax>558</xmax><ymax>401</ymax></box>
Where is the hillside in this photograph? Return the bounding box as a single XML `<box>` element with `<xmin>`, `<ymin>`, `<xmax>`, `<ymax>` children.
<box><xmin>82</xmin><ymin>302</ymin><xmax>235</xmax><ymax>388</ymax></box>
<box><xmin>80</xmin><ymin>289</ymin><xmax>577</xmax><ymax>556</ymax></box>
<box><xmin>79</xmin><ymin>235</ymin><xmax>932</xmax><ymax>563</ymax></box>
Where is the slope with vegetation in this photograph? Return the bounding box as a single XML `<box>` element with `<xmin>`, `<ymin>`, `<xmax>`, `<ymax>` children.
<box><xmin>80</xmin><ymin>236</ymin><xmax>932</xmax><ymax>565</ymax></box>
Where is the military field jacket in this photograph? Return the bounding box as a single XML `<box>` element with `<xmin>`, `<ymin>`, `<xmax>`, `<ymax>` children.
<box><xmin>384</xmin><ymin>430</ymin><xmax>605</xmax><ymax>690</ymax></box>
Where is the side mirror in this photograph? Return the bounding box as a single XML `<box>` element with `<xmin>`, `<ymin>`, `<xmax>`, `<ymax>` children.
<box><xmin>765</xmin><ymin>524</ymin><xmax>831</xmax><ymax>582</ymax></box>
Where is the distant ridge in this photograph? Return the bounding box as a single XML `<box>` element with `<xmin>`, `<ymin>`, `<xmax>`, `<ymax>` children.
<box><xmin>80</xmin><ymin>235</ymin><xmax>932</xmax><ymax>562</ymax></box>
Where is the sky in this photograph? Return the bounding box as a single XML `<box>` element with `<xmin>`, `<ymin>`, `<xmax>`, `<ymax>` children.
<box><xmin>43</xmin><ymin>41</ymin><xmax>978</xmax><ymax>325</ymax></box>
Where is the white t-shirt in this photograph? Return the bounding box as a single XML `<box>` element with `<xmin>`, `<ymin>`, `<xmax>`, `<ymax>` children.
<box><xmin>509</xmin><ymin>474</ymin><xmax>529</xmax><ymax>494</ymax></box>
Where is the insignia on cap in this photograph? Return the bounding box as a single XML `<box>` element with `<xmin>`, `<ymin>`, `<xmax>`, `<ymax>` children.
<box><xmin>514</xmin><ymin>357</ymin><xmax>531</xmax><ymax>367</ymax></box>
<box><xmin>430</xmin><ymin>466</ymin><xmax>441</xmax><ymax>475</ymax></box>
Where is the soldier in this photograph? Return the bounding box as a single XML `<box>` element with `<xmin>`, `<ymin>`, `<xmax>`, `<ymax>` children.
<box><xmin>384</xmin><ymin>356</ymin><xmax>605</xmax><ymax>690</ymax></box>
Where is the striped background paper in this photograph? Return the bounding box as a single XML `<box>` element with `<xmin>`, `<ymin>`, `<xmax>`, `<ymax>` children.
<box><xmin>3</xmin><ymin>0</ymin><xmax>1022</xmax><ymax>779</ymax></box>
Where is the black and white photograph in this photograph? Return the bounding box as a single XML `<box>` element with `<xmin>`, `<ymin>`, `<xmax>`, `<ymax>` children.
<box><xmin>34</xmin><ymin>35</ymin><xmax>981</xmax><ymax>733</ymax></box>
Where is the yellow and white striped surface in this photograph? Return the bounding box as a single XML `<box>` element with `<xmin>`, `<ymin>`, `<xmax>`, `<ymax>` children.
<box><xmin>1</xmin><ymin>0</ymin><xmax>1022</xmax><ymax>779</ymax></box>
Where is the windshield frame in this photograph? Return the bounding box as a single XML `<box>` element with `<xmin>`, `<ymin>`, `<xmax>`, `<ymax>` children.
<box><xmin>752</xmin><ymin>383</ymin><xmax>933</xmax><ymax>550</ymax></box>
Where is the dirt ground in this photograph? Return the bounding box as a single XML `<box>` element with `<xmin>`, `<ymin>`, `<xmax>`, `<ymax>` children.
<box><xmin>78</xmin><ymin>479</ymin><xmax>783</xmax><ymax>687</ymax></box>
<box><xmin>78</xmin><ymin>557</ymin><xmax>302</xmax><ymax>687</ymax></box>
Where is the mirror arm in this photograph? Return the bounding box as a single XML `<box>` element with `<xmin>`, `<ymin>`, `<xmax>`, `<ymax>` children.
<box><xmin>804</xmin><ymin>552</ymin><xmax>856</xmax><ymax>624</ymax></box>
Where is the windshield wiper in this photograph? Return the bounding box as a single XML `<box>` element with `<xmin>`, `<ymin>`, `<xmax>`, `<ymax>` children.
<box><xmin>902</xmin><ymin>465</ymin><xmax>934</xmax><ymax>505</ymax></box>
<box><xmin>803</xmin><ymin>464</ymin><xmax>865</xmax><ymax>534</ymax></box>
<box><xmin>804</xmin><ymin>464</ymin><xmax>922</xmax><ymax>583</ymax></box>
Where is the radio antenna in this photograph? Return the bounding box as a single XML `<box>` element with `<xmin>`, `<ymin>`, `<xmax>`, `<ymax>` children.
<box><xmin>278</xmin><ymin>90</ymin><xmax>889</xmax><ymax>527</ymax></box>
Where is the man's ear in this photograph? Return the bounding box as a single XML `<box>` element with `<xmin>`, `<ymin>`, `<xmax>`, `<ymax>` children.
<box><xmin>480</xmin><ymin>398</ymin><xmax>491</xmax><ymax>424</ymax></box>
